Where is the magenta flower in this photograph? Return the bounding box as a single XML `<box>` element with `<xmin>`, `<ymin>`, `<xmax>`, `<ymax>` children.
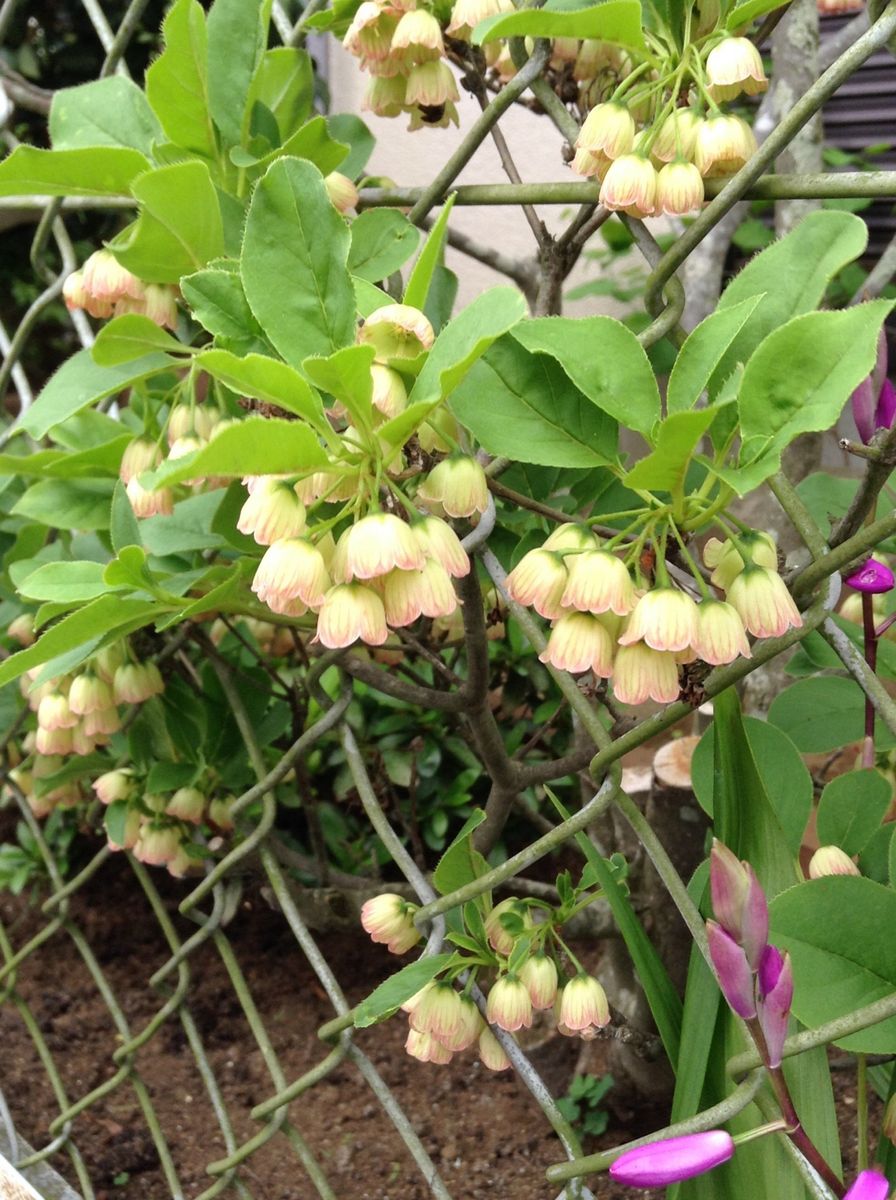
<box><xmin>852</xmin><ymin>330</ymin><xmax>895</xmax><ymax>445</ymax></box>
<box><xmin>756</xmin><ymin>945</ymin><xmax>794</xmax><ymax>1068</ymax></box>
<box><xmin>844</xmin><ymin>1170</ymin><xmax>891</xmax><ymax>1200</ymax></box>
<box><xmin>609</xmin><ymin>1130</ymin><xmax>735</xmax><ymax>1187</ymax></box>
<box><xmin>707</xmin><ymin>921</ymin><xmax>757</xmax><ymax>1019</ymax></box>
<box><xmin>845</xmin><ymin>558</ymin><xmax>896</xmax><ymax>595</ymax></box>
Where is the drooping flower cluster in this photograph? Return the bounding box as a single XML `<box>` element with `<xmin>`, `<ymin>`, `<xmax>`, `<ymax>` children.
<box><xmin>343</xmin><ymin>0</ymin><xmax>464</xmax><ymax>129</ymax></box>
<box><xmin>706</xmin><ymin>841</ymin><xmax>793</xmax><ymax>1067</ymax></box>
<box><xmin>571</xmin><ymin>33</ymin><xmax>766</xmax><ymax>218</ymax></box>
<box><xmin>119</xmin><ymin>401</ymin><xmax>230</xmax><ymax>517</ymax></box>
<box><xmin>502</xmin><ymin>522</ymin><xmax>799</xmax><ymax>707</ymax></box>
<box><xmin>63</xmin><ymin>250</ymin><xmax>178</xmax><ymax>328</ymax></box>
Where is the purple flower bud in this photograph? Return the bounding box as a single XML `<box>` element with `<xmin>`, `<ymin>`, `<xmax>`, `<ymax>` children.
<box><xmin>707</xmin><ymin>921</ymin><xmax>757</xmax><ymax>1019</ymax></box>
<box><xmin>844</xmin><ymin>1170</ymin><xmax>891</xmax><ymax>1200</ymax></box>
<box><xmin>757</xmin><ymin>945</ymin><xmax>793</xmax><ymax>1068</ymax></box>
<box><xmin>852</xmin><ymin>330</ymin><xmax>891</xmax><ymax>445</ymax></box>
<box><xmin>845</xmin><ymin>558</ymin><xmax>896</xmax><ymax>595</ymax></box>
<box><xmin>609</xmin><ymin>1131</ymin><xmax>735</xmax><ymax>1187</ymax></box>
<box><xmin>879</xmin><ymin>379</ymin><xmax>896</xmax><ymax>432</ymax></box>
<box><xmin>710</xmin><ymin>841</ymin><xmax>769</xmax><ymax>970</ymax></box>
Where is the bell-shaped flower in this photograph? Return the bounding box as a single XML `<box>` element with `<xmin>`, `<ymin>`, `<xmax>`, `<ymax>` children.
<box><xmin>618</xmin><ymin>587</ymin><xmax>699</xmax><ymax>653</ymax></box>
<box><xmin>539</xmin><ymin>611</ymin><xmax>615</xmax><ymax>676</ymax></box>
<box><xmin>727</xmin><ymin>567</ymin><xmax>802</xmax><ymax>639</ymax></box>
<box><xmin>808</xmin><ymin>845</ymin><xmax>861</xmax><ymax>879</ymax></box>
<box><xmin>613</xmin><ymin>643</ymin><xmax>681</xmax><ymax>705</ymax></box>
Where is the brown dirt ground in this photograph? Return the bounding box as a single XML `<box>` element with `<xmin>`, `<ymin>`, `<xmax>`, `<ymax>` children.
<box><xmin>0</xmin><ymin>839</ymin><xmax>878</xmax><ymax>1200</ymax></box>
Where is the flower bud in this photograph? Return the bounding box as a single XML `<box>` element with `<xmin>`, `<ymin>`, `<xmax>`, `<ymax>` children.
<box><xmin>612</xmin><ymin>643</ymin><xmax>681</xmax><ymax>706</ymax></box>
<box><xmin>360</xmin><ymin>893</ymin><xmax>422</xmax><ymax>954</ymax></box>
<box><xmin>843</xmin><ymin>1171</ymin><xmax>891</xmax><ymax>1200</ymax></box>
<box><xmin>93</xmin><ymin>770</ymin><xmax>134</xmax><ymax>805</ymax></box>
<box><xmin>710</xmin><ymin>841</ymin><xmax>769</xmax><ymax>970</ymax></box>
<box><xmin>555</xmin><ymin>973</ymin><xmax>610</xmax><ymax>1036</ymax></box>
<box><xmin>478</xmin><ymin>1026</ymin><xmax>512</xmax><ymax>1071</ymax></box>
<box><xmin>484</xmin><ymin>897</ymin><xmax>528</xmax><ymax>955</ymax></box>
<box><xmin>706</xmin><ymin>37</ymin><xmax>768</xmax><ymax>102</ymax></box>
<box><xmin>324</xmin><ymin>171</ymin><xmax>359</xmax><ymax>214</ymax></box>
<box><xmin>845</xmin><ymin>558</ymin><xmax>895</xmax><ymax>595</ymax></box>
<box><xmin>519</xmin><ymin>953</ymin><xmax>559</xmax><ymax>1011</ymax></box>
<box><xmin>610</xmin><ymin>1131</ymin><xmax>735</xmax><ymax>1187</ymax></box>
<box><xmin>417</xmin><ymin>456</ymin><xmax>489</xmax><ymax>519</ymax></box>
<box><xmin>706</xmin><ymin>920</ymin><xmax>757</xmax><ymax>1018</ymax></box>
<box><xmin>113</xmin><ymin>661</ymin><xmax>164</xmax><ymax>704</ymax></box>
<box><xmin>208</xmin><ymin>796</ymin><xmax>235</xmax><ymax>831</ymax></box>
<box><xmin>808</xmin><ymin>845</ymin><xmax>861</xmax><ymax>879</ymax></box>
<box><xmin>165</xmin><ymin>787</ymin><xmax>206</xmax><ymax>824</ymax></box>
<box><xmin>486</xmin><ymin>974</ymin><xmax>533</xmax><ymax>1032</ymax></box>
<box><xmin>599</xmin><ymin>154</ymin><xmax>657</xmax><ymax>219</ymax></box>
<box><xmin>727</xmin><ymin>567</ymin><xmax>802</xmax><ymax>639</ymax></box>
<box><xmin>756</xmin><ymin>945</ymin><xmax>793</xmax><ymax>1068</ymax></box>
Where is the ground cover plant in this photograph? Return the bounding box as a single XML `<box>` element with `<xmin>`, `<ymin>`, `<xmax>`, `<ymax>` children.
<box><xmin>1</xmin><ymin>0</ymin><xmax>896</xmax><ymax>1197</ymax></box>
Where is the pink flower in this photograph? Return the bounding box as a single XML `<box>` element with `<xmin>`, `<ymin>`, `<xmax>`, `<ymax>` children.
<box><xmin>610</xmin><ymin>1131</ymin><xmax>735</xmax><ymax>1187</ymax></box>
<box><xmin>844</xmin><ymin>1172</ymin><xmax>891</xmax><ymax>1200</ymax></box>
<box><xmin>845</xmin><ymin>558</ymin><xmax>895</xmax><ymax>595</ymax></box>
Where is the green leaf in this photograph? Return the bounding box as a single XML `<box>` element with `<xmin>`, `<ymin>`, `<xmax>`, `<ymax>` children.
<box><xmin>247</xmin><ymin>48</ymin><xmax>314</xmax><ymax>140</ymax></box>
<box><xmin>92</xmin><ymin>315</ymin><xmax>191</xmax><ymax>367</ymax></box>
<box><xmin>236</xmin><ymin>115</ymin><xmax>349</xmax><ymax>177</ymax></box>
<box><xmin>0</xmin><ymin>145</ymin><xmax>150</xmax><ymax>197</ymax></box>
<box><xmin>354</xmin><ymin>953</ymin><xmax>455</xmax><ymax>1027</ymax></box>
<box><xmin>145</xmin><ymin>416</ymin><xmax>327</xmax><ymax>488</ymax></box>
<box><xmin>19</xmin><ymin>349</ymin><xmax>177</xmax><ymax>440</ymax></box>
<box><xmin>109</xmin><ymin>161</ymin><xmax>225</xmax><ymax>284</ymax></box>
<box><xmin>196</xmin><ymin>348</ymin><xmax>328</xmax><ymax>430</ymax></box>
<box><xmin>512</xmin><ymin>316</ymin><xmax>661</xmax><ymax>437</ymax></box>
<box><xmin>623</xmin><ymin>408</ymin><xmax>717</xmax><ymax>492</ymax></box>
<box><xmin>771</xmin><ymin>876</ymin><xmax>896</xmax><ymax>1053</ymax></box>
<box><xmin>450</xmin><ymin>334</ymin><xmax>617</xmax><ymax>468</ymax></box>
<box><xmin>0</xmin><ymin>437</ymin><xmax>131</xmax><ymax>481</ymax></box>
<box><xmin>327</xmin><ymin>114</ymin><xmax>375</xmax><ymax>180</ymax></box>
<box><xmin>738</xmin><ymin>302</ymin><xmax>893</xmax><ymax>452</ymax></box>
<box><xmin>241</xmin><ymin>158</ymin><xmax>356</xmax><ymax>365</ymax></box>
<box><xmin>181</xmin><ymin>266</ymin><xmax>262</xmax><ymax>341</ymax></box>
<box><xmin>103</xmin><ymin>545</ymin><xmax>157</xmax><ymax>593</ymax></box>
<box><xmin>727</xmin><ymin>0</ymin><xmax>789</xmax><ymax>28</ymax></box>
<box><xmin>404</xmin><ymin>194</ymin><xmax>456</xmax><ymax>312</ymax></box>
<box><xmin>206</xmin><ymin>0</ymin><xmax>271</xmax><ymax>149</ymax></box>
<box><xmin>104</xmin><ymin>801</ymin><xmax>130</xmax><ymax>848</ymax></box>
<box><xmin>302</xmin><ymin>345</ymin><xmax>375</xmax><ymax>431</ymax></box>
<box><xmin>49</xmin><ymin>77</ymin><xmax>163</xmax><ymax>154</ymax></box>
<box><xmin>817</xmin><ymin>769</ymin><xmax>892</xmax><ymax>857</ymax></box>
<box><xmin>713</xmin><ymin>210</ymin><xmax>869</xmax><ymax>393</ymax></box>
<box><xmin>410</xmin><ymin>286</ymin><xmax>527</xmax><ymax>405</ymax></box>
<box><xmin>691</xmin><ymin>715</ymin><xmax>812</xmax><ymax>856</ymax></box>
<box><xmin>145</xmin><ymin>0</ymin><xmax>216</xmax><ymax>160</ymax></box>
<box><xmin>769</xmin><ymin>676</ymin><xmax>896</xmax><ymax>753</ymax></box>
<box><xmin>141</xmin><ymin>490</ymin><xmax>229</xmax><ymax>557</ymax></box>
<box><xmin>146</xmin><ymin>761</ymin><xmax>202</xmax><ymax>792</ymax></box>
<box><xmin>16</xmin><ymin>561</ymin><xmax>113</xmax><ymax>603</ymax></box>
<box><xmin>376</xmin><ymin>401</ymin><xmax>439</xmax><ymax>447</ymax></box>
<box><xmin>348</xmin><ymin>209</ymin><xmax>420</xmax><ymax>282</ymax></box>
<box><xmin>433</xmin><ymin>810</ymin><xmax>488</xmax><ymax>896</ymax></box>
<box><xmin>666</xmin><ymin>296</ymin><xmax>762</xmax><ymax>414</ymax></box>
<box><xmin>472</xmin><ymin>0</ymin><xmax>645</xmax><ymax>48</ymax></box>
<box><xmin>110</xmin><ymin>480</ymin><xmax>142</xmax><ymax>554</ymax></box>
<box><xmin>0</xmin><ymin>596</ymin><xmax>163</xmax><ymax>688</ymax></box>
<box><xmin>13</xmin><ymin>479</ymin><xmax>114</xmax><ymax>531</ymax></box>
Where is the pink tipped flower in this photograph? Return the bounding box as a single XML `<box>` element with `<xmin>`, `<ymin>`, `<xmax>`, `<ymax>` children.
<box><xmin>845</xmin><ymin>558</ymin><xmax>895</xmax><ymax>595</ymax></box>
<box><xmin>113</xmin><ymin>661</ymin><xmax>164</xmax><ymax>704</ymax></box>
<box><xmin>439</xmin><ymin>994</ymin><xmax>482</xmax><ymax>1053</ymax></box>
<box><xmin>409</xmin><ymin>983</ymin><xmax>466</xmax><ymax>1044</ymax></box>
<box><xmin>612</xmin><ymin>644</ymin><xmax>681</xmax><ymax>706</ymax></box>
<box><xmin>561</xmin><ymin>549</ymin><xmax>635</xmax><ymax>616</ymax></box>
<box><xmin>252</xmin><ymin>538</ymin><xmax>331</xmax><ymax>610</ymax></box>
<box><xmin>478</xmin><ymin>1026</ymin><xmax>512</xmax><ymax>1071</ymax></box>
<box><xmin>808</xmin><ymin>845</ymin><xmax>861</xmax><ymax>879</ymax></box>
<box><xmin>650</xmin><ymin>109</ymin><xmax>700</xmax><ymax>164</ymax></box>
<box><xmin>756</xmin><ymin>945</ymin><xmax>793</xmax><ymax>1068</ymax></box>
<box><xmin>417</xmin><ymin>456</ymin><xmax>489</xmax><ymax>519</ymax></box>
<box><xmin>133</xmin><ymin>823</ymin><xmax>183</xmax><ymax>867</ymax></box>
<box><xmin>519</xmin><ymin>953</ymin><xmax>559</xmax><ymax>1011</ymax></box>
<box><xmin>710</xmin><ymin>841</ymin><xmax>769</xmax><ymax>970</ymax></box>
<box><xmin>412</xmin><ymin>516</ymin><xmax>471</xmax><ymax>578</ymax></box>
<box><xmin>694</xmin><ymin>115</ymin><xmax>757</xmax><ymax>178</ymax></box>
<box><xmin>610</xmin><ymin>1130</ymin><xmax>735</xmax><ymax>1187</ymax></box>
<box><xmin>405</xmin><ymin>1027</ymin><xmax>453</xmax><ymax>1065</ymax></box>
<box><xmin>504</xmin><ymin>549</ymin><xmax>568</xmax><ymax>620</ymax></box>
<box><xmin>107</xmin><ymin>806</ymin><xmax>142</xmax><ymax>852</ymax></box>
<box><xmin>68</xmin><ymin>672</ymin><xmax>113</xmax><ymax>716</ymax></box>
<box><xmin>599</xmin><ymin>154</ymin><xmax>657</xmax><ymax>219</ymax></box>
<box><xmin>539</xmin><ymin>611</ymin><xmax>615</xmax><ymax>676</ymax></box>
<box><xmin>486</xmin><ymin>975</ymin><xmax>533</xmax><ymax>1032</ymax></box>
<box><xmin>360</xmin><ymin>893</ymin><xmax>422</xmax><ymax>954</ymax></box>
<box><xmin>727</xmin><ymin>567</ymin><xmax>802</xmax><ymax>639</ymax></box>
<box><xmin>694</xmin><ymin>600</ymin><xmax>752</xmax><ymax>666</ymax></box>
<box><xmin>390</xmin><ymin>8</ymin><xmax>444</xmax><ymax>60</ymax></box>
<box><xmin>706</xmin><ymin>920</ymin><xmax>757</xmax><ymax>1018</ymax></box>
<box><xmin>324</xmin><ymin>171</ymin><xmax>359</xmax><ymax>214</ymax></box>
<box><xmin>371</xmin><ymin>364</ymin><xmax>408</xmax><ymax>419</ymax></box>
<box><xmin>542</xmin><ymin>523</ymin><xmax>599</xmax><ymax>555</ymax></box>
<box><xmin>656</xmin><ymin>160</ymin><xmax>705</xmax><ymax>216</ymax></box>
<box><xmin>93</xmin><ymin>770</ymin><xmax>134</xmax><ymax>805</ymax></box>
<box><xmin>618</xmin><ymin>588</ymin><xmax>699</xmax><ymax>653</ymax></box>
<box><xmin>575</xmin><ymin>102</ymin><xmax>636</xmax><ymax>161</ymax></box>
<box><xmin>35</xmin><ymin>725</ymin><xmax>73</xmax><ymax>756</ymax></box>
<box><xmin>404</xmin><ymin>61</ymin><xmax>460</xmax><ymax>109</ymax></box>
<box><xmin>165</xmin><ymin>787</ymin><xmax>206</xmax><ymax>824</ymax></box>
<box><xmin>844</xmin><ymin>1172</ymin><xmax>891</xmax><ymax>1200</ymax></box>
<box><xmin>358</xmin><ymin>304</ymin><xmax>435</xmax><ymax>362</ymax></box>
<box><xmin>345</xmin><ymin>513</ymin><xmax>426</xmax><ymax>580</ymax></box>
<box><xmin>81</xmin><ymin>249</ymin><xmax>144</xmax><ymax>302</ymax></box>
<box><xmin>126</xmin><ymin>477</ymin><xmax>173</xmax><ymax>518</ymax></box>
<box><xmin>706</xmin><ymin>36</ymin><xmax>768</xmax><ymax>102</ymax></box>
<box><xmin>119</xmin><ymin>437</ymin><xmax>162</xmax><ymax>485</ymax></box>
<box><xmin>37</xmin><ymin>692</ymin><xmax>78</xmax><ymax>731</ymax></box>
<box><xmin>237</xmin><ymin>479</ymin><xmax>307</xmax><ymax>546</ymax></box>
<box><xmin>556</xmin><ymin>974</ymin><xmax>610</xmax><ymax>1036</ymax></box>
<box><xmin>485</xmin><ymin>897</ymin><xmax>527</xmax><ymax>956</ymax></box>
<box><xmin>81</xmin><ymin>706</ymin><xmax>122</xmax><ymax>737</ymax></box>
<box><xmin>382</xmin><ymin>560</ymin><xmax>458</xmax><ymax>626</ymax></box>
<box><xmin>62</xmin><ymin>270</ymin><xmax>91</xmax><ymax>313</ymax></box>
<box><xmin>7</xmin><ymin>613</ymin><xmax>35</xmax><ymax>646</ymax></box>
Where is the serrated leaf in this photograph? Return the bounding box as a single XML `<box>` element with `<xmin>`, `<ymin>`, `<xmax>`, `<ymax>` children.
<box><xmin>473</xmin><ymin>0</ymin><xmax>645</xmax><ymax>48</ymax></box>
<box><xmin>197</xmin><ymin>348</ymin><xmax>328</xmax><ymax>430</ymax></box>
<box><xmin>816</xmin><ymin>769</ymin><xmax>892</xmax><ymax>857</ymax></box>
<box><xmin>404</xmin><ymin>194</ymin><xmax>456</xmax><ymax>312</ymax></box>
<box><xmin>49</xmin><ymin>76</ymin><xmax>163</xmax><ymax>154</ymax></box>
<box><xmin>0</xmin><ymin>145</ymin><xmax>150</xmax><ymax>197</ymax></box>
<box><xmin>348</xmin><ymin>209</ymin><xmax>420</xmax><ymax>282</ymax></box>
<box><xmin>144</xmin><ymin>416</ymin><xmax>327</xmax><ymax>488</ymax></box>
<box><xmin>433</xmin><ymin>810</ymin><xmax>488</xmax><ymax>896</ymax></box>
<box><xmin>666</xmin><ymin>296</ymin><xmax>762</xmax><ymax>414</ymax></box>
<box><xmin>92</xmin><ymin>315</ymin><xmax>191</xmax><ymax>367</ymax></box>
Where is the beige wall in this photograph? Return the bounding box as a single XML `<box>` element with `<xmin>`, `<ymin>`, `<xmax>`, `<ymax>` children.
<box><xmin>329</xmin><ymin>46</ymin><xmax>637</xmax><ymax>317</ymax></box>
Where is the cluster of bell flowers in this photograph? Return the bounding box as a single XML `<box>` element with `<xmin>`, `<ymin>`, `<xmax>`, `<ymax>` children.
<box><xmin>63</xmin><ymin>250</ymin><xmax>178</xmax><ymax>328</ymax></box>
<box><xmin>571</xmin><ymin>34</ymin><xmax>766</xmax><ymax>218</ymax></box>
<box><xmin>502</xmin><ymin>523</ymin><xmax>801</xmax><ymax>706</ymax></box>
<box><xmin>90</xmin><ymin>769</ymin><xmax>234</xmax><ymax>878</ymax></box>
<box><xmin>361</xmin><ymin>892</ymin><xmax>611</xmax><ymax>1071</ymax></box>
